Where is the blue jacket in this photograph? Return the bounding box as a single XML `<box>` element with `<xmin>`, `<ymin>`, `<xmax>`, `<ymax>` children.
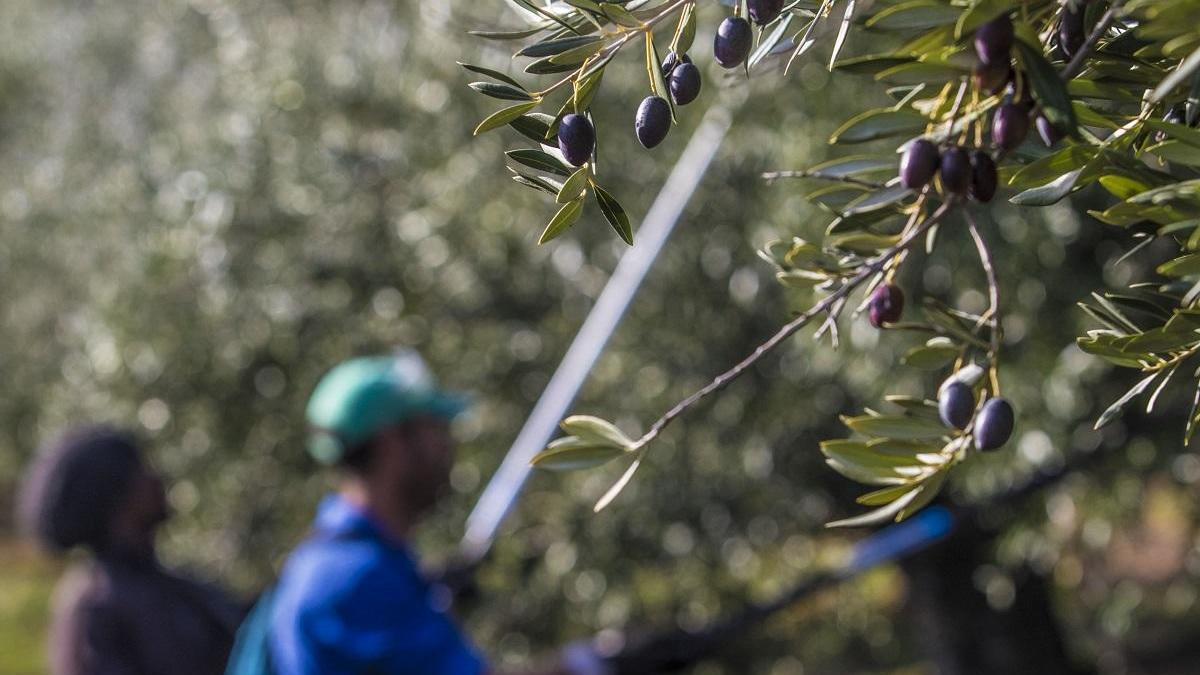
<box><xmin>269</xmin><ymin>495</ymin><xmax>486</xmax><ymax>675</ymax></box>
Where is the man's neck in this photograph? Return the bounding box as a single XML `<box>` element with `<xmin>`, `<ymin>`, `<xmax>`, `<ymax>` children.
<box><xmin>98</xmin><ymin>535</ymin><xmax>158</xmax><ymax>567</ymax></box>
<box><xmin>339</xmin><ymin>479</ymin><xmax>416</xmax><ymax>543</ymax></box>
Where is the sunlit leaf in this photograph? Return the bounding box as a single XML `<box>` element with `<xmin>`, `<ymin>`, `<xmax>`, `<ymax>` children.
<box><xmin>532</xmin><ymin>437</ymin><xmax>628</xmax><ymax>471</ymax></box>
<box><xmin>829</xmin><ymin>109</ymin><xmax>926</xmax><ymax>144</ymax></box>
<box><xmin>539</xmin><ymin>197</ymin><xmax>585</xmax><ymax>244</ymax></box>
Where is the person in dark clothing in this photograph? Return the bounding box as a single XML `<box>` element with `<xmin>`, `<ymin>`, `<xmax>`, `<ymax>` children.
<box><xmin>17</xmin><ymin>425</ymin><xmax>244</xmax><ymax>675</ymax></box>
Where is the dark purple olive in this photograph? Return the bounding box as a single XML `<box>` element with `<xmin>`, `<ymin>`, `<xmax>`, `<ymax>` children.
<box><xmin>939</xmin><ymin>381</ymin><xmax>976</xmax><ymax>430</ymax></box>
<box><xmin>868</xmin><ymin>284</ymin><xmax>904</xmax><ymax>328</ymax></box>
<box><xmin>661</xmin><ymin>52</ymin><xmax>692</xmax><ymax>77</ymax></box>
<box><xmin>938</xmin><ymin>146</ymin><xmax>971</xmax><ymax>196</ymax></box>
<box><xmin>974</xmin><ymin>15</ymin><xmax>1014</xmax><ymax>66</ymax></box>
<box><xmin>1058</xmin><ymin>6</ymin><xmax>1085</xmax><ymax>59</ymax></box>
<box><xmin>1155</xmin><ymin>106</ymin><xmax>1186</xmax><ymax>143</ymax></box>
<box><xmin>669</xmin><ymin>62</ymin><xmax>701</xmax><ymax>105</ymax></box>
<box><xmin>973</xmin><ymin>60</ymin><xmax>1011</xmax><ymax>95</ymax></box>
<box><xmin>714</xmin><ymin>17</ymin><xmax>753</xmax><ymax>69</ymax></box>
<box><xmin>635</xmin><ymin>96</ymin><xmax>672</xmax><ymax>149</ymax></box>
<box><xmin>1035</xmin><ymin>114</ymin><xmax>1062</xmax><ymax>147</ymax></box>
<box><xmin>969</xmin><ymin>150</ymin><xmax>998</xmax><ymax>203</ymax></box>
<box><xmin>992</xmin><ymin>102</ymin><xmax>1029</xmax><ymax>151</ymax></box>
<box><xmin>557</xmin><ymin>113</ymin><xmax>595</xmax><ymax>167</ymax></box>
<box><xmin>974</xmin><ymin>397</ymin><xmax>1015</xmax><ymax>451</ymax></box>
<box><xmin>748</xmin><ymin>0</ymin><xmax>785</xmax><ymax>25</ymax></box>
<box><xmin>899</xmin><ymin>139</ymin><xmax>940</xmax><ymax>190</ymax></box>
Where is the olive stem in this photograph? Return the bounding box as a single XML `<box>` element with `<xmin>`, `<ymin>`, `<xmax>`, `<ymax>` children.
<box><xmin>880</xmin><ymin>192</ymin><xmax>929</xmax><ymax>287</ymax></box>
<box><xmin>966</xmin><ymin>211</ymin><xmax>1003</xmax><ymax>394</ymax></box>
<box><xmin>630</xmin><ymin>200</ymin><xmax>958</xmax><ymax>452</ymax></box>
<box><xmin>814</xmin><ymin>296</ymin><xmax>847</xmax><ymax>346</ymax></box>
<box><xmin>943</xmin><ymin>78</ymin><xmax>969</xmax><ymax>145</ymax></box>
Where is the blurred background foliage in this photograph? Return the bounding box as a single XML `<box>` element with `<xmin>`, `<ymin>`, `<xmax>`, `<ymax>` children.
<box><xmin>1</xmin><ymin>0</ymin><xmax>1200</xmax><ymax>674</ymax></box>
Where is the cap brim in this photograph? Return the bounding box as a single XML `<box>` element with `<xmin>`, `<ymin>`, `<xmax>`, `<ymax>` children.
<box><xmin>420</xmin><ymin>392</ymin><xmax>470</xmax><ymax>420</ymax></box>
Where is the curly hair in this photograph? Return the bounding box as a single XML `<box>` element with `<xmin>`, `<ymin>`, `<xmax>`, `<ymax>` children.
<box><xmin>16</xmin><ymin>425</ymin><xmax>143</xmax><ymax>553</ymax></box>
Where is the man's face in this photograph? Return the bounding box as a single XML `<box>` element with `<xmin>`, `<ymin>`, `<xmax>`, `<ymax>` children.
<box><xmin>378</xmin><ymin>415</ymin><xmax>456</xmax><ymax>514</ymax></box>
<box><xmin>127</xmin><ymin>464</ymin><xmax>170</xmax><ymax>530</ymax></box>
<box><xmin>108</xmin><ymin>462</ymin><xmax>169</xmax><ymax>553</ymax></box>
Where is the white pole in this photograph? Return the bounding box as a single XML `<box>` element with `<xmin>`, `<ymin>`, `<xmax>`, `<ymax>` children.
<box><xmin>460</xmin><ymin>102</ymin><xmax>737</xmax><ymax>562</ymax></box>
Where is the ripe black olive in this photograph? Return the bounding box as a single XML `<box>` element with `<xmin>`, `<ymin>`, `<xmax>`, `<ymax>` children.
<box><xmin>974</xmin><ymin>397</ymin><xmax>1015</xmax><ymax>451</ymax></box>
<box><xmin>661</xmin><ymin>52</ymin><xmax>692</xmax><ymax>77</ymax></box>
<box><xmin>899</xmin><ymin>139</ymin><xmax>940</xmax><ymax>190</ymax></box>
<box><xmin>1059</xmin><ymin>5</ymin><xmax>1085</xmax><ymax>59</ymax></box>
<box><xmin>868</xmin><ymin>284</ymin><xmax>904</xmax><ymax>328</ymax></box>
<box><xmin>972</xmin><ymin>60</ymin><xmax>1011</xmax><ymax>95</ymax></box>
<box><xmin>939</xmin><ymin>146</ymin><xmax>971</xmax><ymax>196</ymax></box>
<box><xmin>669</xmin><ymin>63</ymin><xmax>701</xmax><ymax>105</ymax></box>
<box><xmin>992</xmin><ymin>102</ymin><xmax>1029</xmax><ymax>151</ymax></box>
<box><xmin>974</xmin><ymin>15</ymin><xmax>1014</xmax><ymax>66</ymax></box>
<box><xmin>714</xmin><ymin>17</ymin><xmax>753</xmax><ymax>69</ymax></box>
<box><xmin>748</xmin><ymin>0</ymin><xmax>785</xmax><ymax>25</ymax></box>
<box><xmin>635</xmin><ymin>96</ymin><xmax>672</xmax><ymax>149</ymax></box>
<box><xmin>969</xmin><ymin>150</ymin><xmax>998</xmax><ymax>203</ymax></box>
<box><xmin>1035</xmin><ymin>114</ymin><xmax>1062</xmax><ymax>147</ymax></box>
<box><xmin>557</xmin><ymin>113</ymin><xmax>595</xmax><ymax>167</ymax></box>
<box><xmin>939</xmin><ymin>381</ymin><xmax>976</xmax><ymax>430</ymax></box>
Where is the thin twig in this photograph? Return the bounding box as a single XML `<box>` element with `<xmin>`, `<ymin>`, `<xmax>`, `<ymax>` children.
<box><xmin>814</xmin><ymin>296</ymin><xmax>846</xmax><ymax>346</ymax></box>
<box><xmin>533</xmin><ymin>0</ymin><xmax>694</xmax><ymax>99</ymax></box>
<box><xmin>632</xmin><ymin>201</ymin><xmax>957</xmax><ymax>450</ymax></box>
<box><xmin>761</xmin><ymin>169</ymin><xmax>888</xmax><ymax>189</ymax></box>
<box><xmin>944</xmin><ymin>78</ymin><xmax>970</xmax><ymax>144</ymax></box>
<box><xmin>1062</xmin><ymin>0</ymin><xmax>1125</xmax><ymax>81</ymax></box>
<box><xmin>966</xmin><ymin>212</ymin><xmax>1002</xmax><ymax>394</ymax></box>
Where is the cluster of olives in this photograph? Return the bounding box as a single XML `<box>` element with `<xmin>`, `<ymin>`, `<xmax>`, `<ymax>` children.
<box><xmin>900</xmin><ymin>139</ymin><xmax>998</xmax><ymax>203</ymax></box>
<box><xmin>635</xmin><ymin>53</ymin><xmax>703</xmax><ymax>150</ymax></box>
<box><xmin>973</xmin><ymin>13</ymin><xmax>1078</xmax><ymax>151</ymax></box>
<box><xmin>937</xmin><ymin>373</ymin><xmax>1015</xmax><ymax>451</ymax></box>
<box><xmin>558</xmin><ymin>3</ymin><xmax>792</xmax><ymax>167</ymax></box>
<box><xmin>974</xmin><ymin>14</ymin><xmax>1041</xmax><ymax>153</ymax></box>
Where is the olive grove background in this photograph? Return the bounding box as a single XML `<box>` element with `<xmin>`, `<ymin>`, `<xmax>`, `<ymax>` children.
<box><xmin>1</xmin><ymin>0</ymin><xmax>1199</xmax><ymax>674</ymax></box>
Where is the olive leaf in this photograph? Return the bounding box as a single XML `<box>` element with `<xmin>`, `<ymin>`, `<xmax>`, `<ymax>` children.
<box><xmin>594</xmin><ymin>184</ymin><xmax>633</xmax><ymax>245</ymax></box>
<box><xmin>475</xmin><ymin>101</ymin><xmax>541</xmax><ymax>136</ymax></box>
<box><xmin>531</xmin><ymin>436</ymin><xmax>628</xmax><ymax>471</ymax></box>
<box><xmin>539</xmin><ymin>197</ymin><xmax>585</xmax><ymax>244</ymax></box>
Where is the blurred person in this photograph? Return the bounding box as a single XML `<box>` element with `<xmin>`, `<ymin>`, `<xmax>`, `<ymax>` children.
<box><xmin>17</xmin><ymin>425</ymin><xmax>244</xmax><ymax>675</ymax></box>
<box><xmin>261</xmin><ymin>352</ymin><xmax>607</xmax><ymax>675</ymax></box>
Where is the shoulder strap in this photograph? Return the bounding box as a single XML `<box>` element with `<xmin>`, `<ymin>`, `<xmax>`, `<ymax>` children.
<box><xmin>223</xmin><ymin>588</ymin><xmax>277</xmax><ymax>675</ymax></box>
<box><xmin>223</xmin><ymin>526</ymin><xmax>367</xmax><ymax>675</ymax></box>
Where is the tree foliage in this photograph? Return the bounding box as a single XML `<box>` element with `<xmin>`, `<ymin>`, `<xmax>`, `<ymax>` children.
<box><xmin>467</xmin><ymin>0</ymin><xmax>1200</xmax><ymax>527</ymax></box>
<box><xmin>3</xmin><ymin>0</ymin><xmax>1200</xmax><ymax>672</ymax></box>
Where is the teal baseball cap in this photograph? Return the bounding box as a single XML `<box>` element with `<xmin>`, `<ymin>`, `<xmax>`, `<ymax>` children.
<box><xmin>305</xmin><ymin>351</ymin><xmax>469</xmax><ymax>465</ymax></box>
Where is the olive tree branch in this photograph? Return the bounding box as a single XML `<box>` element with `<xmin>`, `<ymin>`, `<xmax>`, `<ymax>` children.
<box><xmin>532</xmin><ymin>0</ymin><xmax>695</xmax><ymax>99</ymax></box>
<box><xmin>1062</xmin><ymin>0</ymin><xmax>1126</xmax><ymax>82</ymax></box>
<box><xmin>1143</xmin><ymin>342</ymin><xmax>1200</xmax><ymax>373</ymax></box>
<box><xmin>630</xmin><ymin>199</ymin><xmax>957</xmax><ymax>452</ymax></box>
<box><xmin>761</xmin><ymin>169</ymin><xmax>888</xmax><ymax>189</ymax></box>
